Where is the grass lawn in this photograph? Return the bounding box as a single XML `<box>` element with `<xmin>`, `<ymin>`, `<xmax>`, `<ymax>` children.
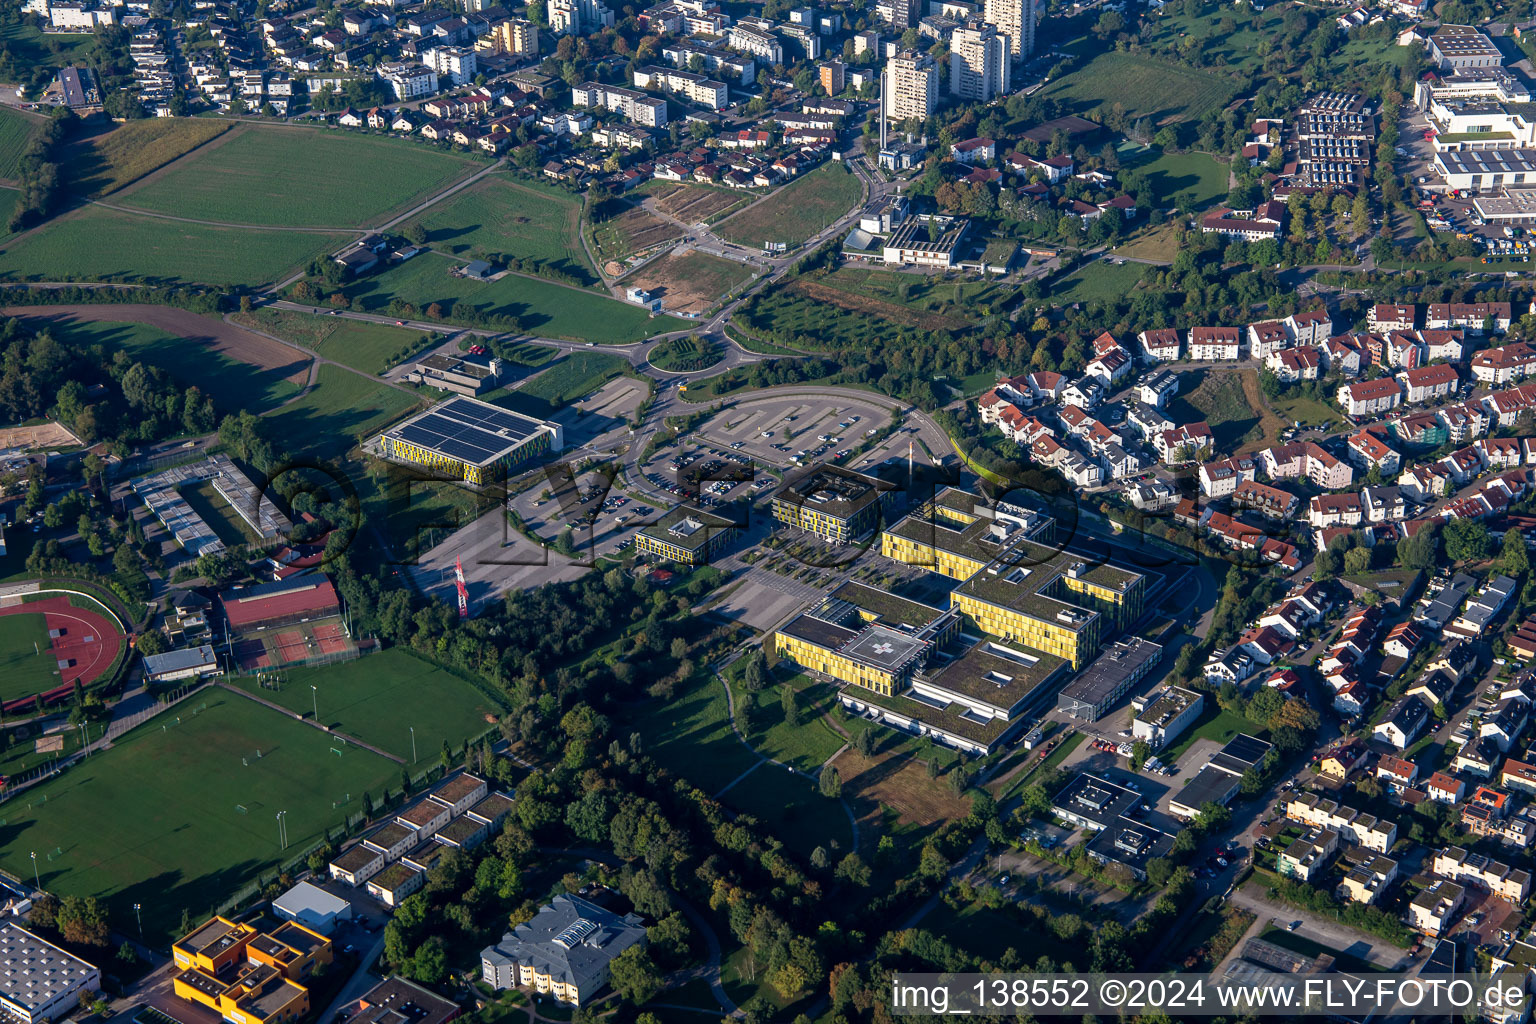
<box><xmin>1048</xmin><ymin>260</ymin><xmax>1147</xmax><ymax>304</ymax></box>
<box><xmin>114</xmin><ymin>124</ymin><xmax>480</xmax><ymax>228</ymax></box>
<box><xmin>232</xmin><ymin>308</ymin><xmax>425</xmax><ymax>375</ymax></box>
<box><xmin>649</xmin><ymin>336</ymin><xmax>723</xmax><ymax>373</ymax></box>
<box><xmin>0</xmin><ymin>691</ymin><xmax>399</xmax><ymax>941</ymax></box>
<box><xmin>39</xmin><ymin>317</ymin><xmax>302</xmax><ymax>413</ymax></box>
<box><xmin>1125</xmin><ymin>147</ymin><xmax>1229</xmax><ymax>210</ymax></box>
<box><xmin>0</xmin><ymin>21</ymin><xmax>93</xmax><ymax>78</ymax></box>
<box><xmin>0</xmin><ymin>190</ymin><xmax>15</xmax><ymax>235</ymax></box>
<box><xmin>261</xmin><ymin>363</ymin><xmax>423</xmax><ymax>459</ymax></box>
<box><xmin>1113</xmin><ymin>222</ymin><xmax>1181</xmax><ymax>262</ymax></box>
<box><xmin>402</xmin><ymin>175</ymin><xmax>597</xmax><ymax>285</ymax></box>
<box><xmin>1167</xmin><ymin>367</ymin><xmax>1268</xmax><ymax>451</ymax></box>
<box><xmin>0</xmin><ymin>107</ymin><xmax>44</xmax><ymax>182</ymax></box>
<box><xmin>0</xmin><ymin>206</ymin><xmax>345</xmax><ymax>287</ymax></box>
<box><xmin>1038</xmin><ymin>52</ymin><xmax>1238</xmax><ymax>125</ymax></box>
<box><xmin>498</xmin><ymin>352</ymin><xmax>631</xmax><ymax>418</ymax></box>
<box><xmin>718</xmin><ymin>763</ymin><xmax>852</xmax><ymax>859</ymax></box>
<box><xmin>817</xmin><ymin>266</ymin><xmax>1010</xmax><ymax>318</ymax></box>
<box><xmin>340</xmin><ymin>252</ymin><xmax>686</xmax><ymax>343</ymax></box>
<box><xmin>0</xmin><ymin>612</ymin><xmax>63</xmax><ymax>702</ymax></box>
<box><xmin>632</xmin><ymin>673</ymin><xmax>758</xmax><ymax>792</ymax></box>
<box><xmin>0</xmin><ymin>720</ymin><xmax>107</xmax><ymax>780</ymax></box>
<box><xmin>64</xmin><ymin>118</ymin><xmax>231</xmax><ymax>199</ymax></box>
<box><xmin>1269</xmin><ymin>390</ymin><xmax>1345</xmax><ymax>431</ymax></box>
<box><xmin>715</xmin><ymin>164</ymin><xmax>863</xmax><ymax>249</ymax></box>
<box><xmin>1164</xmin><ymin>706</ymin><xmax>1257</xmax><ymax>760</ymax></box>
<box><xmin>731</xmin><ymin>672</ymin><xmax>844</xmax><ymax>773</ymax></box>
<box><xmin>230</xmin><ymin>648</ymin><xmax>500</xmax><ymax>761</ymax></box>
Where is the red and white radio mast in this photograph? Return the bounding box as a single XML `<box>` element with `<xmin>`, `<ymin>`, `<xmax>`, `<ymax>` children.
<box><xmin>454</xmin><ymin>556</ymin><xmax>469</xmax><ymax>619</ymax></box>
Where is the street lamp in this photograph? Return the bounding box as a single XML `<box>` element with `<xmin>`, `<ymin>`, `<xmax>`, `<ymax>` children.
<box><xmin>410</xmin><ymin>726</ymin><xmax>417</xmax><ymax>764</ymax></box>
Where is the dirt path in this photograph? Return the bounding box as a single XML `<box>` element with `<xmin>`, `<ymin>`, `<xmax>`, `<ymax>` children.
<box><xmin>0</xmin><ymin>304</ymin><xmax>312</xmax><ymax>387</ymax></box>
<box><xmin>1235</xmin><ymin>367</ymin><xmax>1289</xmax><ymax>455</ymax></box>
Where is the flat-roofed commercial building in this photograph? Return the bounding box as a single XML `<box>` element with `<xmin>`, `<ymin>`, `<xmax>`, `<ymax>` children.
<box><xmin>776</xmin><ymin>582</ymin><xmax>961</xmax><ymax>696</ymax></box>
<box><xmin>1434</xmin><ymin>148</ymin><xmax>1536</xmax><ymax>191</ymax></box>
<box><xmin>172</xmin><ymin>917</ymin><xmax>331</xmax><ymax>1024</ymax></box>
<box><xmin>404</xmin><ymin>352</ymin><xmax>504</xmax><ymax>397</ymax></box>
<box><xmin>1056</xmin><ymin>638</ymin><xmax>1163</xmax><ymax>719</ymax></box>
<box><xmin>0</xmin><ymin>924</ymin><xmax>101</xmax><ymax>1024</ymax></box>
<box><xmin>1428</xmin><ymin>25</ymin><xmax>1502</xmax><ymax>70</ymax></box>
<box><xmin>1131</xmin><ymin>684</ymin><xmax>1203</xmax><ymax>749</ymax></box>
<box><xmin>379</xmin><ymin>396</ymin><xmax>563</xmax><ymax>485</ymax></box>
<box><xmin>635</xmin><ymin>504</ymin><xmax>736</xmax><ymax>565</ymax></box>
<box><xmin>882</xmin><ymin>489</ymin><xmax>1146</xmax><ymax>669</ymax></box>
<box><xmin>771</xmin><ymin>465</ymin><xmax>892</xmax><ymax>542</ymax></box>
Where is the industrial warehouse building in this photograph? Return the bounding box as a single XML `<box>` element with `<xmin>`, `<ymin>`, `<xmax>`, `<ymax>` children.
<box><xmin>635</xmin><ymin>505</ymin><xmax>737</xmax><ymax>565</ymax></box>
<box><xmin>0</xmin><ymin>924</ymin><xmax>101</xmax><ymax>1024</ymax></box>
<box><xmin>379</xmin><ymin>397</ymin><xmax>563</xmax><ymax>485</ymax></box>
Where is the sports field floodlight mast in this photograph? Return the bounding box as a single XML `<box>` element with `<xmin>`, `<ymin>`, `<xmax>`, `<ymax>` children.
<box><xmin>410</xmin><ymin>726</ymin><xmax>417</xmax><ymax>764</ymax></box>
<box><xmin>28</xmin><ymin>851</ymin><xmax>37</xmax><ymax>891</ymax></box>
<box><xmin>133</xmin><ymin>903</ymin><xmax>142</xmax><ymax>939</ymax></box>
<box><xmin>311</xmin><ymin>686</ymin><xmax>318</xmax><ymax>723</ymax></box>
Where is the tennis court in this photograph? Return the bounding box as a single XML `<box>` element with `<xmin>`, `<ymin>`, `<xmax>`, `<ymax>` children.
<box><xmin>231</xmin><ymin>617</ymin><xmax>356</xmax><ymax>672</ymax></box>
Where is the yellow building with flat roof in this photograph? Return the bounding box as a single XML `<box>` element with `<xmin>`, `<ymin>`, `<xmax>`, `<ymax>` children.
<box><xmin>172</xmin><ymin>917</ymin><xmax>331</xmax><ymax>1024</ymax></box>
<box><xmin>880</xmin><ymin>490</ymin><xmax>1144</xmax><ymax>669</ymax></box>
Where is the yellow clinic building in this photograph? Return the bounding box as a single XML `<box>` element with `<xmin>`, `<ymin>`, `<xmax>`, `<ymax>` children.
<box><xmin>776</xmin><ymin>581</ymin><xmax>962</xmax><ymax>696</ymax></box>
<box><xmin>880</xmin><ymin>489</ymin><xmax>1144</xmax><ymax>669</ymax></box>
<box><xmin>379</xmin><ymin>396</ymin><xmax>563</xmax><ymax>486</ymax></box>
<box><xmin>173</xmin><ymin>917</ymin><xmax>332</xmax><ymax>1024</ymax></box>
<box><xmin>770</xmin><ymin>465</ymin><xmax>893</xmax><ymax>543</ymax></box>
<box><xmin>635</xmin><ymin>505</ymin><xmax>737</xmax><ymax>565</ymax></box>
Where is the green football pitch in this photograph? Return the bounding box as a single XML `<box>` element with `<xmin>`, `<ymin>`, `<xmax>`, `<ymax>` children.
<box><xmin>0</xmin><ymin>692</ymin><xmax>397</xmax><ymax>940</ymax></box>
<box><xmin>231</xmin><ymin>649</ymin><xmax>501</xmax><ymax>762</ymax></box>
<box><xmin>0</xmin><ymin>613</ymin><xmax>60</xmax><ymax>701</ymax></box>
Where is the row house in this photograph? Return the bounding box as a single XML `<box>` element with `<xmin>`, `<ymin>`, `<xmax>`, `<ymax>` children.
<box><xmin>1431</xmin><ymin>848</ymin><xmax>1531</xmax><ymax>903</ymax></box>
<box><xmin>1346</xmin><ymin>428</ymin><xmax>1399</xmax><ymax>474</ymax></box>
<box><xmin>1438</xmin><ymin>445</ymin><xmax>1484</xmax><ymax>485</ymax></box>
<box><xmin>1284</xmin><ymin>793</ymin><xmax>1397</xmax><ymax>852</ymax></box>
<box><xmin>1370</xmin><ymin>303</ymin><xmax>1417</xmax><ymax>333</ymax></box>
<box><xmin>1198</xmin><ymin>455</ymin><xmax>1258</xmax><ymax>498</ymax></box>
<box><xmin>1269</xmin><ymin>346</ymin><xmax>1323</xmax><ymax>382</ymax></box>
<box><xmin>1057</xmin><ymin>405</ymin><xmax>1118</xmax><ymax>453</ymax></box>
<box><xmin>1481</xmin><ymin>382</ymin><xmax>1536</xmax><ymax>427</ymax></box>
<box><xmin>1137</xmin><ymin>328</ymin><xmax>1182</xmax><ymax>362</ymax></box>
<box><xmin>1427</xmin><ymin>301</ymin><xmax>1513</xmax><ymax>334</ymax></box>
<box><xmin>1261</xmin><ymin>441</ymin><xmax>1355</xmax><ymax>490</ymax></box>
<box><xmin>1478</xmin><ymin>436</ymin><xmax>1526</xmax><ymax>469</ymax></box>
<box><xmin>1436</xmin><ymin>401</ymin><xmax>1490</xmax><ymax>442</ymax></box>
<box><xmin>1399</xmin><ymin>363</ymin><xmax>1460</xmax><ymax>404</ymax></box>
<box><xmin>1233</xmin><ymin>480</ymin><xmax>1298</xmax><ymax>519</ymax></box>
<box><xmin>1339</xmin><ymin>378</ymin><xmax>1404</xmax><ymax>418</ymax></box>
<box><xmin>1189</xmin><ymin>327</ymin><xmax>1243</xmax><ymax>361</ymax></box>
<box><xmin>1472</xmin><ymin>341</ymin><xmax>1536</xmax><ymax>385</ymax></box>
<box><xmin>1383</xmin><ymin>621</ymin><xmax>1425</xmax><ymax>660</ymax></box>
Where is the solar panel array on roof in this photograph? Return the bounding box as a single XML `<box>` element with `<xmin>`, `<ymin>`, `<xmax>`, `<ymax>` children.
<box><xmin>387</xmin><ymin>398</ymin><xmax>550</xmax><ymax>467</ymax></box>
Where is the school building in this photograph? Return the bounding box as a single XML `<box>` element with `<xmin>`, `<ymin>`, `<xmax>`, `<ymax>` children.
<box><xmin>171</xmin><ymin>917</ymin><xmax>332</xmax><ymax>1024</ymax></box>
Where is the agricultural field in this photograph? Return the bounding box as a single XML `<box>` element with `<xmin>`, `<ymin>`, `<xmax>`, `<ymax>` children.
<box><xmin>618</xmin><ymin>248</ymin><xmax>754</xmax><ymax>316</ymax></box>
<box><xmin>1038</xmin><ymin>52</ymin><xmax>1238</xmax><ymax>125</ymax></box>
<box><xmin>341</xmin><ymin>252</ymin><xmax>686</xmax><ymax>343</ymax></box>
<box><xmin>816</xmin><ymin>266</ymin><xmax>1011</xmax><ymax>319</ymax></box>
<box><xmin>0</xmin><ymin>206</ymin><xmax>345</xmax><ymax>286</ymax></box>
<box><xmin>1047</xmin><ymin>260</ymin><xmax>1148</xmax><ymax>304</ymax></box>
<box><xmin>230</xmin><ymin>649</ymin><xmax>500</xmax><ymax>762</ymax></box>
<box><xmin>0</xmin><ymin>189</ymin><xmax>16</xmax><ymax>235</ymax></box>
<box><xmin>0</xmin><ymin>612</ymin><xmax>61</xmax><ymax>702</ymax></box>
<box><xmin>715</xmin><ymin>164</ymin><xmax>863</xmax><ymax>249</ymax></box>
<box><xmin>1166</xmin><ymin>367</ymin><xmax>1281</xmax><ymax>453</ymax></box>
<box><xmin>401</xmin><ymin>176</ymin><xmax>596</xmax><ymax>285</ymax></box>
<box><xmin>1124</xmin><ymin>146</ymin><xmax>1229</xmax><ymax>211</ymax></box>
<box><xmin>112</xmin><ymin>125</ymin><xmax>481</xmax><ymax>228</ymax></box>
<box><xmin>642</xmin><ymin>181</ymin><xmax>749</xmax><ymax>223</ymax></box>
<box><xmin>261</xmin><ymin>363</ymin><xmax>423</xmax><ymax>459</ymax></box>
<box><xmin>0</xmin><ymin>691</ymin><xmax>399</xmax><ymax>941</ymax></box>
<box><xmin>232</xmin><ymin>308</ymin><xmax>426</xmax><ymax>375</ymax></box>
<box><xmin>64</xmin><ymin>118</ymin><xmax>231</xmax><ymax>199</ymax></box>
<box><xmin>0</xmin><ymin>107</ymin><xmax>43</xmax><ymax>182</ymax></box>
<box><xmin>590</xmin><ymin>204</ymin><xmax>682</xmax><ymax>269</ymax></box>
<box><xmin>36</xmin><ymin>316</ymin><xmax>304</xmax><ymax>413</ymax></box>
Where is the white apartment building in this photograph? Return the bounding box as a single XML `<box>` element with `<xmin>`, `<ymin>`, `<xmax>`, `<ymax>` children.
<box><xmin>949</xmin><ymin>24</ymin><xmax>1009</xmax><ymax>101</ymax></box>
<box><xmin>884</xmin><ymin>49</ymin><xmax>938</xmax><ymax>120</ymax></box>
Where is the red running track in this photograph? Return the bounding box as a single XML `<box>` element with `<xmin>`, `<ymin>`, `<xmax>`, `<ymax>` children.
<box><xmin>0</xmin><ymin>595</ymin><xmax>123</xmax><ymax>713</ymax></box>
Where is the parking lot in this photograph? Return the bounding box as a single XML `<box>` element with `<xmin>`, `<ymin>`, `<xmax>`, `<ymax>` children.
<box><xmin>1400</xmin><ymin>106</ymin><xmax>1536</xmax><ymax>261</ymax></box>
<box><xmin>691</xmin><ymin>393</ymin><xmax>898</xmax><ymax>471</ymax></box>
<box><xmin>550</xmin><ymin>377</ymin><xmax>650</xmax><ymax>451</ymax></box>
